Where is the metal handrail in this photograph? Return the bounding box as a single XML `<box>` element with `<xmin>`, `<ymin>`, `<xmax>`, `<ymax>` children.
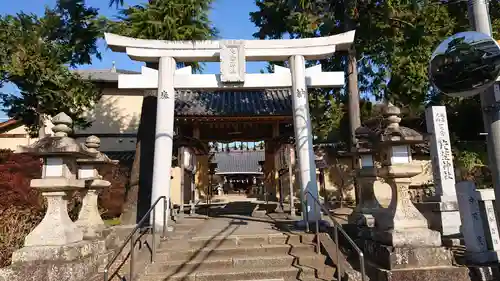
<box><xmin>103</xmin><ymin>196</ymin><xmax>168</xmax><ymax>281</ymax></box>
<box><xmin>304</xmin><ymin>191</ymin><xmax>366</xmax><ymax>281</ymax></box>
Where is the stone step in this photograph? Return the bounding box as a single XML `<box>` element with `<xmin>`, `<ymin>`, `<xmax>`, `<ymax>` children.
<box><xmin>148</xmin><ymin>253</ymin><xmax>324</xmax><ymax>274</ymax></box>
<box><xmin>185</xmin><ymin>234</ymin><xmax>303</xmax><ymax>248</ymax></box>
<box><xmin>170</xmin><ymin>225</ymin><xmax>197</xmax><ymax>234</ymax></box>
<box><xmin>140</xmin><ymin>265</ymin><xmax>319</xmax><ymax>281</ymax></box>
<box><xmin>173</xmin><ymin>218</ymin><xmax>208</xmax><ymax>228</ymax></box>
<box><xmin>161</xmin><ymin>233</ymin><xmax>314</xmax><ymax>252</ymax></box>
<box><xmin>157</xmin><ymin>243</ymin><xmax>318</xmax><ymax>262</ymax></box>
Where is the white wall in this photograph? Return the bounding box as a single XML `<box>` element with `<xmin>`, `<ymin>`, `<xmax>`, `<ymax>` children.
<box><xmin>1</xmin><ymin>87</ymin><xmax>145</xmax><ymax>152</ymax></box>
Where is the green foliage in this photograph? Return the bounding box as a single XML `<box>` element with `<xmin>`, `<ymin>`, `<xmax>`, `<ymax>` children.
<box><xmin>309</xmin><ymin>90</ymin><xmax>344</xmax><ymax>141</ymax></box>
<box><xmin>107</xmin><ymin>0</ymin><xmax>217</xmax><ymax>41</ymax></box>
<box><xmin>456</xmin><ymin>150</ymin><xmax>484</xmax><ymax>172</ymax></box>
<box><xmin>105</xmin><ymin>0</ymin><xmax>218</xmax><ymax>71</ymax></box>
<box><xmin>250</xmin><ymin>0</ymin><xmax>500</xmax><ymax>146</ymax></box>
<box><xmin>0</xmin><ymin>0</ymin><xmax>103</xmax><ymax>136</ymax></box>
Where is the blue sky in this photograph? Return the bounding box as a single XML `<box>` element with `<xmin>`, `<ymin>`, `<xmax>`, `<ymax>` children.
<box><xmin>0</xmin><ymin>0</ymin><xmax>267</xmax><ymax>119</ymax></box>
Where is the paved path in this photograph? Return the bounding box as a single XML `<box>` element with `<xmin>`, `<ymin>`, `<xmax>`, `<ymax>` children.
<box><xmin>189</xmin><ymin>198</ymin><xmax>354</xmax><ymax>241</ymax></box>
<box><xmin>191</xmin><ymin>200</ymin><xmax>294</xmax><ymax>239</ymax></box>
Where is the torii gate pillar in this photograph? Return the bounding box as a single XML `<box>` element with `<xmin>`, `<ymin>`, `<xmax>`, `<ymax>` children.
<box><xmin>290</xmin><ymin>55</ymin><xmax>320</xmax><ymax>221</ymax></box>
<box><xmin>151</xmin><ymin>56</ymin><xmax>176</xmax><ymax>231</ymax></box>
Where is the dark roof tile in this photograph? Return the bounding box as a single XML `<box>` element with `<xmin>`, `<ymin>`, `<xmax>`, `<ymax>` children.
<box><xmin>0</xmin><ymin>119</ymin><xmax>22</xmax><ymax>133</ymax></box>
<box><xmin>174</xmin><ymin>89</ymin><xmax>292</xmax><ymax>117</ymax></box>
<box><xmin>74</xmin><ymin>69</ymin><xmax>293</xmax><ymax>117</ymax></box>
<box><xmin>212</xmin><ymin>150</ymin><xmax>264</xmax><ymax>174</ymax></box>
<box><xmin>73</xmin><ymin>69</ymin><xmax>139</xmax><ymax>82</ymax></box>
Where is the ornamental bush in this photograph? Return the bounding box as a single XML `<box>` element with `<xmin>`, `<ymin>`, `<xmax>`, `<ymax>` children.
<box><xmin>0</xmin><ymin>149</ymin><xmax>128</xmax><ymax>267</ymax></box>
<box><xmin>0</xmin><ymin>149</ymin><xmax>43</xmax><ymax>267</ymax></box>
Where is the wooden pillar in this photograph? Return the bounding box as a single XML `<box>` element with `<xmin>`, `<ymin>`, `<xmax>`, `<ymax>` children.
<box><xmin>264</xmin><ymin>143</ymin><xmax>274</xmax><ymax>199</ymax></box>
<box><xmin>191</xmin><ymin>122</ymin><xmax>200</xmax><ymax>210</ymax></box>
<box><xmin>273</xmin><ymin>122</ymin><xmax>280</xmax><ymax>202</ymax></box>
<box><xmin>319</xmin><ymin>168</ymin><xmax>327</xmax><ymax>204</ymax></box>
<box><xmin>288</xmin><ymin>144</ymin><xmax>296</xmax><ymax>218</ymax></box>
<box><xmin>179</xmin><ymin>147</ymin><xmax>185</xmax><ymax>216</ymax></box>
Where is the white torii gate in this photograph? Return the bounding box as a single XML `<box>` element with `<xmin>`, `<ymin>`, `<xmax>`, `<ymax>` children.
<box><xmin>105</xmin><ymin>31</ymin><xmax>355</xmax><ymax>229</ymax></box>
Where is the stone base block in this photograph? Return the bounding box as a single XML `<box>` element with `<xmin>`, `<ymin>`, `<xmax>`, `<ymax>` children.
<box><xmin>0</xmin><ymin>240</ymin><xmax>105</xmax><ymax>281</ymax></box>
<box><xmin>414</xmin><ymin>201</ymin><xmax>461</xmax><ymax>237</ymax></box>
<box><xmin>372</xmin><ymin>228</ymin><xmax>442</xmax><ymax>247</ymax></box>
<box><xmin>367</xmin><ymin>263</ymin><xmax>470</xmax><ymax>281</ymax></box>
<box><xmin>104</xmin><ymin>225</ymin><xmax>136</xmax><ymax>250</ymax></box>
<box><xmin>360</xmin><ymin>238</ymin><xmax>454</xmax><ymax>270</ymax></box>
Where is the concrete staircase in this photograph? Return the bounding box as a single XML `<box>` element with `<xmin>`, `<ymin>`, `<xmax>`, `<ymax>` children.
<box><xmin>138</xmin><ymin>232</ymin><xmax>336</xmax><ymax>281</ymax></box>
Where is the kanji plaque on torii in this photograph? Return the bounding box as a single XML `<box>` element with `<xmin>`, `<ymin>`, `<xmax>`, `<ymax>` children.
<box><xmin>220</xmin><ymin>40</ymin><xmax>245</xmax><ymax>83</ymax></box>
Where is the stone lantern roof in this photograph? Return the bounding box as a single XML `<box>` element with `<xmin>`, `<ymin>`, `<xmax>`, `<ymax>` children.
<box><xmin>76</xmin><ymin>135</ymin><xmax>119</xmax><ymax>165</ymax></box>
<box><xmin>355</xmin><ymin>126</ymin><xmax>374</xmax><ymax>153</ymax></box>
<box><xmin>357</xmin><ymin>103</ymin><xmax>425</xmax><ymax>148</ymax></box>
<box><xmin>15</xmin><ymin>112</ymin><xmax>97</xmax><ymax>158</ymax></box>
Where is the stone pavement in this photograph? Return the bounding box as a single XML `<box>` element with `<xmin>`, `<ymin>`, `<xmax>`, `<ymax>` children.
<box><xmin>192</xmin><ymin>200</ymin><xmax>295</xmax><ymax>239</ymax></box>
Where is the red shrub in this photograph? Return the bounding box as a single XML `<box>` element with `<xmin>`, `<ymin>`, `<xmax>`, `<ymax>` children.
<box><xmin>0</xmin><ymin>150</ymin><xmax>44</xmax><ymax>267</ymax></box>
<box><xmin>0</xmin><ymin>149</ymin><xmax>129</xmax><ymax>267</ymax></box>
<box><xmin>0</xmin><ymin>150</ymin><xmax>43</xmax><ymax>210</ymax></box>
<box><xmin>99</xmin><ymin>163</ymin><xmax>129</xmax><ymax>219</ymax></box>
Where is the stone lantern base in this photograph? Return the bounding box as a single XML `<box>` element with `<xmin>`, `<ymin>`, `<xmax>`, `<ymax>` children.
<box><xmin>25</xmin><ymin>179</ymin><xmax>85</xmax><ymax>246</ymax></box>
<box><xmin>356</xmin><ymin>168</ymin><xmax>469</xmax><ymax>281</ymax></box>
<box><xmin>358</xmin><ymin>238</ymin><xmax>470</xmax><ymax>281</ymax></box>
<box><xmin>75</xmin><ymin>180</ymin><xmax>111</xmax><ymax>240</ymax></box>
<box><xmin>0</xmin><ymin>240</ymin><xmax>107</xmax><ymax>281</ymax></box>
<box><xmin>371</xmin><ymin>228</ymin><xmax>442</xmax><ymax>247</ymax></box>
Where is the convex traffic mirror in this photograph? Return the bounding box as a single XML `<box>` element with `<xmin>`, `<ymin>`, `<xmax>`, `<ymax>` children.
<box><xmin>429</xmin><ymin>31</ymin><xmax>500</xmax><ymax>98</ymax></box>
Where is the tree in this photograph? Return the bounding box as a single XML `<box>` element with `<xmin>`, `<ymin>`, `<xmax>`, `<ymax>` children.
<box><xmin>252</xmin><ymin>0</ymin><xmax>500</xmax><ymax>188</ymax></box>
<box><xmin>105</xmin><ymin>0</ymin><xmax>218</xmax><ymax>224</ymax></box>
<box><xmin>251</xmin><ymin>0</ymin><xmax>500</xmax><ymax>136</ymax></box>
<box><xmin>0</xmin><ymin>0</ymin><xmax>103</xmax><ymax>136</ymax></box>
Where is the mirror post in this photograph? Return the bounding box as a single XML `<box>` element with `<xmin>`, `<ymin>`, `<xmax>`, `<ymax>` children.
<box><xmin>469</xmin><ymin>0</ymin><xmax>500</xmax><ymax>219</ymax></box>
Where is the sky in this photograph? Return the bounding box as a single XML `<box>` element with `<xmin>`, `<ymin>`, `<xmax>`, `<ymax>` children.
<box><xmin>0</xmin><ymin>0</ymin><xmax>268</xmax><ymax>119</ymax></box>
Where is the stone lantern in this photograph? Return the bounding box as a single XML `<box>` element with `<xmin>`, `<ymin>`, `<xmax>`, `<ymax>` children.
<box><xmin>15</xmin><ymin>112</ymin><xmax>97</xmax><ymax>247</ymax></box>
<box><xmin>356</xmin><ymin>103</ymin><xmax>469</xmax><ymax>281</ymax></box>
<box><xmin>348</xmin><ymin>126</ymin><xmax>380</xmax><ymax>228</ymax></box>
<box><xmin>1</xmin><ymin>113</ymin><xmax>114</xmax><ymax>281</ymax></box>
<box><xmin>76</xmin><ymin>135</ymin><xmax>118</xmax><ymax>239</ymax></box>
<box><xmin>369</xmin><ymin>103</ymin><xmax>441</xmax><ymax>247</ymax></box>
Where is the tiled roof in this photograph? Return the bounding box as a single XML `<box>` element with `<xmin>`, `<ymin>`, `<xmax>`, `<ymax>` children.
<box><xmin>175</xmin><ymin>89</ymin><xmax>292</xmax><ymax>117</ymax></box>
<box><xmin>212</xmin><ymin>150</ymin><xmax>265</xmax><ymax>174</ymax></box>
<box><xmin>0</xmin><ymin>119</ymin><xmax>22</xmax><ymax>133</ymax></box>
<box><xmin>74</xmin><ymin>69</ymin><xmax>293</xmax><ymax>117</ymax></box>
<box><xmin>73</xmin><ymin>69</ymin><xmax>139</xmax><ymax>82</ymax></box>
<box><xmin>103</xmin><ymin>151</ymin><xmax>136</xmax><ymax>163</ymax></box>
<box><xmin>104</xmin><ymin>150</ymin><xmax>178</xmax><ymax>164</ymax></box>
